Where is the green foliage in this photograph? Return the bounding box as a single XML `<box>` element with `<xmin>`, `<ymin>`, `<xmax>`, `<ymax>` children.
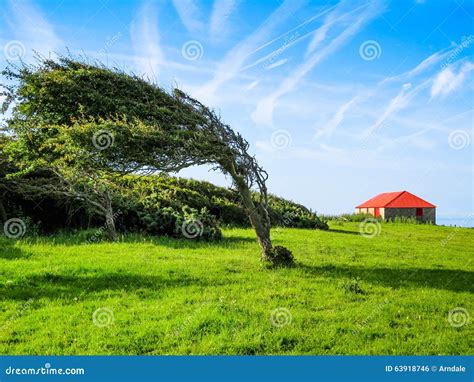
<box><xmin>176</xmin><ymin>207</ymin><xmax>222</xmax><ymax>241</ymax></box>
<box><xmin>263</xmin><ymin>245</ymin><xmax>295</xmax><ymax>268</ymax></box>
<box><xmin>116</xmin><ymin>174</ymin><xmax>327</xmax><ymax>230</ymax></box>
<box><xmin>0</xmin><ymin>169</ymin><xmax>326</xmax><ymax>237</ymax></box>
<box><xmin>1</xmin><ymin>134</ymin><xmax>327</xmax><ymax>234</ymax></box>
<box><xmin>321</xmin><ymin>213</ymin><xmax>375</xmax><ymax>222</ymax></box>
<box><xmin>385</xmin><ymin>216</ymin><xmax>428</xmax><ymax>224</ymax></box>
<box><xmin>0</xmin><ymin>56</ymin><xmax>326</xmax><ymax>251</ymax></box>
<box><xmin>268</xmin><ymin>196</ymin><xmax>328</xmax><ymax>229</ymax></box>
<box><xmin>1</xmin><ymin>57</ymin><xmax>178</xmax><ymax>126</ymax></box>
<box><xmin>137</xmin><ymin>205</ymin><xmax>221</xmax><ymax>241</ymax></box>
<box><xmin>322</xmin><ymin>213</ymin><xmax>432</xmax><ymax>225</ymax></box>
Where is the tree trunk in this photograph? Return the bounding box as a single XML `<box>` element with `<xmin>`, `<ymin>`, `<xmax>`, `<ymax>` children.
<box><xmin>0</xmin><ymin>194</ymin><xmax>7</xmax><ymax>223</ymax></box>
<box><xmin>233</xmin><ymin>177</ymin><xmax>273</xmax><ymax>261</ymax></box>
<box><xmin>103</xmin><ymin>190</ymin><xmax>117</xmax><ymax>241</ymax></box>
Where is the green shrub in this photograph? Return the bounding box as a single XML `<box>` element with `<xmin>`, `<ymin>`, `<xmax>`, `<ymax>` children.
<box><xmin>2</xmin><ymin>169</ymin><xmax>327</xmax><ymax>236</ymax></box>
<box><xmin>322</xmin><ymin>213</ymin><xmax>377</xmax><ymax>222</ymax></box>
<box><xmin>385</xmin><ymin>216</ymin><xmax>424</xmax><ymax>224</ymax></box>
<box><xmin>175</xmin><ymin>206</ymin><xmax>222</xmax><ymax>241</ymax></box>
<box><xmin>137</xmin><ymin>205</ymin><xmax>221</xmax><ymax>241</ymax></box>
<box><xmin>263</xmin><ymin>246</ymin><xmax>295</xmax><ymax>268</ymax></box>
<box><xmin>75</xmin><ymin>228</ymin><xmax>110</xmax><ymax>244</ymax></box>
<box><xmin>117</xmin><ymin>174</ymin><xmax>327</xmax><ymax>231</ymax></box>
<box><xmin>137</xmin><ymin>207</ymin><xmax>178</xmax><ymax>236</ymax></box>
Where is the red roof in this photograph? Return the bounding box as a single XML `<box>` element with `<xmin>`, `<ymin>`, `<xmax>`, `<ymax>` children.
<box><xmin>356</xmin><ymin>191</ymin><xmax>436</xmax><ymax>208</ymax></box>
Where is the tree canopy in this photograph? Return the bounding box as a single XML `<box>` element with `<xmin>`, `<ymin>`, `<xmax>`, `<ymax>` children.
<box><xmin>1</xmin><ymin>57</ymin><xmax>310</xmax><ymax>266</ymax></box>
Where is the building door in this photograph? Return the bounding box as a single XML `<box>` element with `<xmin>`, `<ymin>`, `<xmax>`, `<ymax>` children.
<box><xmin>416</xmin><ymin>208</ymin><xmax>423</xmax><ymax>217</ymax></box>
<box><xmin>374</xmin><ymin>207</ymin><xmax>380</xmax><ymax>217</ymax></box>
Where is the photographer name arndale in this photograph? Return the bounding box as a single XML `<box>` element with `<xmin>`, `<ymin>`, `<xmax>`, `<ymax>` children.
<box><xmin>438</xmin><ymin>365</ymin><xmax>466</xmax><ymax>372</ymax></box>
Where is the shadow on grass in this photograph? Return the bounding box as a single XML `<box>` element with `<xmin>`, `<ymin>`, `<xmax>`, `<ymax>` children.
<box><xmin>0</xmin><ymin>272</ymin><xmax>232</xmax><ymax>301</ymax></box>
<box><xmin>0</xmin><ymin>238</ymin><xmax>31</xmax><ymax>260</ymax></box>
<box><xmin>298</xmin><ymin>263</ymin><xmax>474</xmax><ymax>293</ymax></box>
<box><xmin>326</xmin><ymin>228</ymin><xmax>360</xmax><ymax>235</ymax></box>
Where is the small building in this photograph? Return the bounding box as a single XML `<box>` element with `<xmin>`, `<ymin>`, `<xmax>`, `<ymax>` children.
<box><xmin>355</xmin><ymin>191</ymin><xmax>436</xmax><ymax>223</ymax></box>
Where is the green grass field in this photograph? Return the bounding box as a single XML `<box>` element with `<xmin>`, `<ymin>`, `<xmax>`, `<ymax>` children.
<box><xmin>0</xmin><ymin>222</ymin><xmax>472</xmax><ymax>355</ymax></box>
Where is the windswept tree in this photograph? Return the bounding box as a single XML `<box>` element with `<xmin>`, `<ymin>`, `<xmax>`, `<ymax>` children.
<box><xmin>1</xmin><ymin>121</ymin><xmax>122</xmax><ymax>240</ymax></box>
<box><xmin>1</xmin><ymin>57</ymin><xmax>294</xmax><ymax>266</ymax></box>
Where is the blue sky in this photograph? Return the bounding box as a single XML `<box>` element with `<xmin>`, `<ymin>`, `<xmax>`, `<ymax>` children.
<box><xmin>0</xmin><ymin>0</ymin><xmax>473</xmax><ymax>219</ymax></box>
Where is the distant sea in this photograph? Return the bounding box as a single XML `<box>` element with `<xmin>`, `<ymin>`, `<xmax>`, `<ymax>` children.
<box><xmin>437</xmin><ymin>216</ymin><xmax>474</xmax><ymax>228</ymax></box>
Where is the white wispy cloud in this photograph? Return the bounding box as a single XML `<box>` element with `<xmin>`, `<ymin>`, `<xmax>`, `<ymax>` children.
<box><xmin>321</xmin><ymin>46</ymin><xmax>458</xmax><ymax>141</ymax></box>
<box><xmin>373</xmin><ymin>127</ymin><xmax>438</xmax><ymax>152</ymax></box>
<box><xmin>247</xmin><ymin>4</ymin><xmax>337</xmax><ymax>58</ymax></box>
<box><xmin>314</xmin><ymin>94</ymin><xmax>364</xmax><ymax>140</ymax></box>
<box><xmin>265</xmin><ymin>58</ymin><xmax>288</xmax><ymax>70</ymax></box>
<box><xmin>379</xmin><ymin>47</ymin><xmax>456</xmax><ymax>85</ymax></box>
<box><xmin>130</xmin><ymin>1</ymin><xmax>165</xmax><ymax>79</ymax></box>
<box><xmin>305</xmin><ymin>2</ymin><xmax>367</xmax><ymax>57</ymax></box>
<box><xmin>361</xmin><ymin>79</ymin><xmax>431</xmax><ymax>139</ymax></box>
<box><xmin>172</xmin><ymin>0</ymin><xmax>205</xmax><ymax>34</ymax></box>
<box><xmin>6</xmin><ymin>0</ymin><xmax>62</xmax><ymax>57</ymax></box>
<box><xmin>242</xmin><ymin>4</ymin><xmax>344</xmax><ymax>73</ymax></box>
<box><xmin>210</xmin><ymin>0</ymin><xmax>239</xmax><ymax>43</ymax></box>
<box><xmin>196</xmin><ymin>0</ymin><xmax>307</xmax><ymax>102</ymax></box>
<box><xmin>430</xmin><ymin>61</ymin><xmax>474</xmax><ymax>99</ymax></box>
<box><xmin>251</xmin><ymin>1</ymin><xmax>384</xmax><ymax>125</ymax></box>
<box><xmin>246</xmin><ymin>80</ymin><xmax>259</xmax><ymax>90</ymax></box>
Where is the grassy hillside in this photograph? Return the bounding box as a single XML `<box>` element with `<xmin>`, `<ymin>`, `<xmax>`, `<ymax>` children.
<box><xmin>0</xmin><ymin>222</ymin><xmax>472</xmax><ymax>355</ymax></box>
